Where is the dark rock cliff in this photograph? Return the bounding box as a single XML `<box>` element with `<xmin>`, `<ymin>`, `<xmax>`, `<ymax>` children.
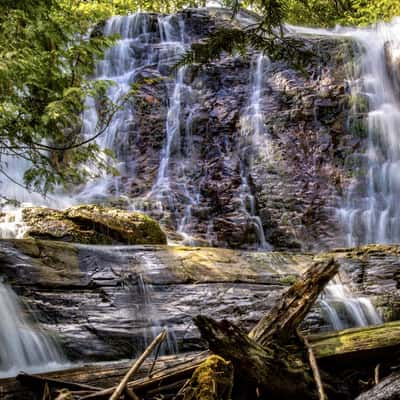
<box><xmin>89</xmin><ymin>8</ymin><xmax>360</xmax><ymax>251</ymax></box>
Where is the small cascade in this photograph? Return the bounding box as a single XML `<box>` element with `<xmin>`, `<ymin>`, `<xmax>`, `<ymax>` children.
<box><xmin>0</xmin><ymin>207</ymin><xmax>26</xmax><ymax>239</ymax></box>
<box><xmin>137</xmin><ymin>254</ymin><xmax>178</xmax><ymax>355</ymax></box>
<box><xmin>238</xmin><ymin>54</ymin><xmax>272</xmax><ymax>250</ymax></box>
<box><xmin>320</xmin><ymin>276</ymin><xmax>382</xmax><ymax>330</ymax></box>
<box><xmin>0</xmin><ymin>281</ymin><xmax>66</xmax><ymax>378</ymax></box>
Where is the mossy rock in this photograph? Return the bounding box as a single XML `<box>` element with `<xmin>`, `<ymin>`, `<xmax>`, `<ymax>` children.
<box><xmin>22</xmin><ymin>205</ymin><xmax>167</xmax><ymax>245</ymax></box>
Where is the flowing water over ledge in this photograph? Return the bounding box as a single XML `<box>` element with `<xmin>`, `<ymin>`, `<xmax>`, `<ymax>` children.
<box><xmin>0</xmin><ymin>281</ymin><xmax>67</xmax><ymax>378</ymax></box>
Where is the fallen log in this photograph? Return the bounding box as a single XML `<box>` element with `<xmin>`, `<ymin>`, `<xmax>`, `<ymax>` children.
<box><xmin>194</xmin><ymin>316</ymin><xmax>313</xmax><ymax>399</ymax></box>
<box><xmin>78</xmin><ymin>352</ymin><xmax>209</xmax><ymax>400</ymax></box>
<box><xmin>309</xmin><ymin>321</ymin><xmax>400</xmax><ymax>365</ymax></box>
<box><xmin>192</xmin><ymin>258</ymin><xmax>340</xmax><ymax>399</ymax></box>
<box><xmin>355</xmin><ymin>371</ymin><xmax>400</xmax><ymax>400</ymax></box>
<box><xmin>16</xmin><ymin>373</ymin><xmax>101</xmax><ymax>393</ymax></box>
<box><xmin>3</xmin><ymin>354</ymin><xmax>200</xmax><ymax>400</ymax></box>
<box><xmin>249</xmin><ymin>258</ymin><xmax>339</xmax><ymax>346</ymax></box>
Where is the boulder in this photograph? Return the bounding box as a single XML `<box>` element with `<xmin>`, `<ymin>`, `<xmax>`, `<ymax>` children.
<box><xmin>22</xmin><ymin>205</ymin><xmax>167</xmax><ymax>245</ymax></box>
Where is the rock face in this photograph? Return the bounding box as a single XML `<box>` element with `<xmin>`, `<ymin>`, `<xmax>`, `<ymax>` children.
<box><xmin>82</xmin><ymin>8</ymin><xmax>358</xmax><ymax>251</ymax></box>
<box><xmin>22</xmin><ymin>205</ymin><xmax>167</xmax><ymax>245</ymax></box>
<box><xmin>0</xmin><ymin>239</ymin><xmax>398</xmax><ymax>362</ymax></box>
<box><xmin>384</xmin><ymin>40</ymin><xmax>400</xmax><ymax>93</ymax></box>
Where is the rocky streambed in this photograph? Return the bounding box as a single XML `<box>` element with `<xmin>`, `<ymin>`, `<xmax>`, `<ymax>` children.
<box><xmin>0</xmin><ymin>238</ymin><xmax>399</xmax><ymax>363</ymax></box>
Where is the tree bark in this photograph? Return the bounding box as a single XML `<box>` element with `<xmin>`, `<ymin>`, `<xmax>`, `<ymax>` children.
<box><xmin>309</xmin><ymin>321</ymin><xmax>400</xmax><ymax>363</ymax></box>
<box><xmin>249</xmin><ymin>258</ymin><xmax>339</xmax><ymax>346</ymax></box>
<box><xmin>194</xmin><ymin>316</ymin><xmax>314</xmax><ymax>399</ymax></box>
<box><xmin>355</xmin><ymin>372</ymin><xmax>400</xmax><ymax>400</ymax></box>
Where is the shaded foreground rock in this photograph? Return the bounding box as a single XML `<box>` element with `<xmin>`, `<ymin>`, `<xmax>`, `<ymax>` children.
<box><xmin>22</xmin><ymin>205</ymin><xmax>167</xmax><ymax>245</ymax></box>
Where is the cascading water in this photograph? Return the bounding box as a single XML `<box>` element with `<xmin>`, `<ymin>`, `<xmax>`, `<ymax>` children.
<box><xmin>78</xmin><ymin>14</ymin><xmax>153</xmax><ymax>203</ymax></box>
<box><xmin>287</xmin><ymin>23</ymin><xmax>390</xmax><ymax>330</ymax></box>
<box><xmin>238</xmin><ymin>54</ymin><xmax>272</xmax><ymax>250</ymax></box>
<box><xmin>147</xmin><ymin>15</ymin><xmax>201</xmax><ymax>243</ymax></box>
<box><xmin>320</xmin><ymin>275</ymin><xmax>382</xmax><ymax>330</ymax></box>
<box><xmin>137</xmin><ymin>253</ymin><xmax>178</xmax><ymax>355</ymax></box>
<box><xmin>0</xmin><ymin>281</ymin><xmax>66</xmax><ymax>378</ymax></box>
<box><xmin>337</xmin><ymin>20</ymin><xmax>400</xmax><ymax>246</ymax></box>
<box><xmin>290</xmin><ymin>20</ymin><xmax>400</xmax><ymax>247</ymax></box>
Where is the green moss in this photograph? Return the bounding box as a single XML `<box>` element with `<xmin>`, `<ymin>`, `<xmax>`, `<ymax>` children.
<box><xmin>22</xmin><ymin>205</ymin><xmax>167</xmax><ymax>245</ymax></box>
<box><xmin>183</xmin><ymin>355</ymin><xmax>233</xmax><ymax>400</ymax></box>
<box><xmin>279</xmin><ymin>274</ymin><xmax>298</xmax><ymax>286</ymax></box>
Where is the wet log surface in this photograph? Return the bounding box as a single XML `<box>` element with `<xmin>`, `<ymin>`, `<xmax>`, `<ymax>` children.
<box><xmin>309</xmin><ymin>321</ymin><xmax>400</xmax><ymax>365</ymax></box>
<box><xmin>355</xmin><ymin>371</ymin><xmax>400</xmax><ymax>400</ymax></box>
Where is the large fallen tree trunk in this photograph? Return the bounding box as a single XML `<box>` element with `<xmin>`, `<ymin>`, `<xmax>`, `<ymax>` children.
<box><xmin>194</xmin><ymin>316</ymin><xmax>314</xmax><ymax>399</ymax></box>
<box><xmin>193</xmin><ymin>258</ymin><xmax>340</xmax><ymax>399</ymax></box>
<box><xmin>309</xmin><ymin>321</ymin><xmax>400</xmax><ymax>364</ymax></box>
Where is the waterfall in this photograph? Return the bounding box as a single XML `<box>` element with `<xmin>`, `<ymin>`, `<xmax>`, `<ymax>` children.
<box><xmin>238</xmin><ymin>54</ymin><xmax>272</xmax><ymax>250</ymax></box>
<box><xmin>337</xmin><ymin>20</ymin><xmax>400</xmax><ymax>246</ymax></box>
<box><xmin>290</xmin><ymin>20</ymin><xmax>400</xmax><ymax>246</ymax></box>
<box><xmin>285</xmin><ymin>23</ymin><xmax>395</xmax><ymax>330</ymax></box>
<box><xmin>320</xmin><ymin>276</ymin><xmax>382</xmax><ymax>330</ymax></box>
<box><xmin>146</xmin><ymin>15</ymin><xmax>201</xmax><ymax>244</ymax></box>
<box><xmin>0</xmin><ymin>281</ymin><xmax>66</xmax><ymax>378</ymax></box>
<box><xmin>78</xmin><ymin>13</ymin><xmax>153</xmax><ymax>203</ymax></box>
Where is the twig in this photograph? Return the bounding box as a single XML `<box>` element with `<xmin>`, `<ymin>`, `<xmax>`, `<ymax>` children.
<box><xmin>302</xmin><ymin>334</ymin><xmax>326</xmax><ymax>400</ymax></box>
<box><xmin>375</xmin><ymin>363</ymin><xmax>380</xmax><ymax>385</ymax></box>
<box><xmin>125</xmin><ymin>387</ymin><xmax>140</xmax><ymax>400</ymax></box>
<box><xmin>110</xmin><ymin>330</ymin><xmax>167</xmax><ymax>400</ymax></box>
<box><xmin>148</xmin><ymin>333</ymin><xmax>164</xmax><ymax>377</ymax></box>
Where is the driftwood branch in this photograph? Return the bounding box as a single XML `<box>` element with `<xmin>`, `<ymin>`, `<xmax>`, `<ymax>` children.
<box><xmin>109</xmin><ymin>330</ymin><xmax>167</xmax><ymax>400</ymax></box>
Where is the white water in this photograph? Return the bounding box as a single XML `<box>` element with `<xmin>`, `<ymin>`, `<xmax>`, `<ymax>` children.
<box><xmin>137</xmin><ymin>253</ymin><xmax>178</xmax><ymax>355</ymax></box>
<box><xmin>289</xmin><ymin>22</ymin><xmax>400</xmax><ymax>329</ymax></box>
<box><xmin>78</xmin><ymin>14</ymin><xmax>154</xmax><ymax>203</ymax></box>
<box><xmin>147</xmin><ymin>15</ymin><xmax>202</xmax><ymax>244</ymax></box>
<box><xmin>0</xmin><ymin>282</ymin><xmax>66</xmax><ymax>378</ymax></box>
<box><xmin>320</xmin><ymin>275</ymin><xmax>382</xmax><ymax>330</ymax></box>
<box><xmin>289</xmin><ymin>20</ymin><xmax>400</xmax><ymax>246</ymax></box>
<box><xmin>238</xmin><ymin>54</ymin><xmax>272</xmax><ymax>250</ymax></box>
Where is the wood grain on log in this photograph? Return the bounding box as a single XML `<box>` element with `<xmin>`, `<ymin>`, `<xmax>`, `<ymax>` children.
<box><xmin>249</xmin><ymin>258</ymin><xmax>339</xmax><ymax>346</ymax></box>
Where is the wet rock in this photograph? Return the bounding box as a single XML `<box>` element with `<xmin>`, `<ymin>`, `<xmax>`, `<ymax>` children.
<box><xmin>0</xmin><ymin>240</ymin><xmax>399</xmax><ymax>361</ymax></box>
<box><xmin>384</xmin><ymin>40</ymin><xmax>400</xmax><ymax>93</ymax></box>
<box><xmin>22</xmin><ymin>205</ymin><xmax>167</xmax><ymax>245</ymax></box>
